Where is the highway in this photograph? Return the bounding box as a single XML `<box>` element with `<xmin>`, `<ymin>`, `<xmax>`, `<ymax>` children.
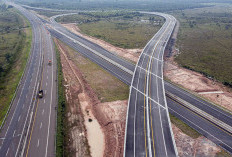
<box><xmin>124</xmin><ymin>12</ymin><xmax>177</xmax><ymax>157</ymax></box>
<box><xmin>0</xmin><ymin>4</ymin><xmax>231</xmax><ymax>157</ymax></box>
<box><xmin>47</xmin><ymin>12</ymin><xmax>232</xmax><ymax>154</ymax></box>
<box><xmin>0</xmin><ymin>3</ymin><xmax>57</xmax><ymax>157</ymax></box>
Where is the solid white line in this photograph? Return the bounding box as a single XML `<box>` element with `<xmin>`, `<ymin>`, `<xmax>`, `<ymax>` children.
<box><xmin>13</xmin><ymin>130</ymin><xmax>16</xmax><ymax>137</ymax></box>
<box><xmin>16</xmin><ymin>20</ymin><xmax>43</xmax><ymax>156</ymax></box>
<box><xmin>37</xmin><ymin>139</ymin><xmax>40</xmax><ymax>147</ymax></box>
<box><xmin>52</xmin><ymin>26</ymin><xmax>134</xmax><ymax>75</ymax></box>
<box><xmin>165</xmin><ymin>81</ymin><xmax>232</xmax><ymax>119</ymax></box>
<box><xmin>169</xmin><ymin>107</ymin><xmax>232</xmax><ymax>150</ymax></box>
<box><xmin>45</xmin><ymin>32</ymin><xmax>54</xmax><ymax>157</ymax></box>
<box><xmin>132</xmin><ymin>87</ymin><xmax>166</xmax><ymax>109</ymax></box>
<box><xmin>137</xmin><ymin>66</ymin><xmax>162</xmax><ymax>79</ymax></box>
<box><xmin>6</xmin><ymin>148</ymin><xmax>9</xmax><ymax>156</ymax></box>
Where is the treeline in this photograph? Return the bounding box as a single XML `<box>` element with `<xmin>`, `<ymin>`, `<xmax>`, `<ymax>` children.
<box><xmin>18</xmin><ymin>1</ymin><xmax>209</xmax><ymax>12</ymax></box>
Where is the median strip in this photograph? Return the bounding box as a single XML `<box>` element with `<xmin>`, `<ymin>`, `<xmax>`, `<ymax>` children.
<box><xmin>166</xmin><ymin>91</ymin><xmax>232</xmax><ymax>135</ymax></box>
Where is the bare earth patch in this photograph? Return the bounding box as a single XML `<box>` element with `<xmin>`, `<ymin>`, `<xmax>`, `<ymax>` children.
<box><xmin>56</xmin><ymin>39</ymin><xmax>104</xmax><ymax>157</ymax></box>
<box><xmin>172</xmin><ymin>124</ymin><xmax>220</xmax><ymax>156</ymax></box>
<box><xmin>55</xmin><ymin>39</ymin><xmax>128</xmax><ymax>157</ymax></box>
<box><xmin>58</xmin><ymin>23</ymin><xmax>224</xmax><ymax>156</ymax></box>
<box><xmin>164</xmin><ymin>59</ymin><xmax>232</xmax><ymax>111</ymax></box>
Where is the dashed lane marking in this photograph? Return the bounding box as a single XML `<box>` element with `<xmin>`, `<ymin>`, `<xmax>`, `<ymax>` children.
<box><xmin>37</xmin><ymin>139</ymin><xmax>40</xmax><ymax>147</ymax></box>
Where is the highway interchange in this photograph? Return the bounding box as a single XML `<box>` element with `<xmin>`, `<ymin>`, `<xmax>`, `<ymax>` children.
<box><xmin>0</xmin><ymin>2</ymin><xmax>232</xmax><ymax>157</ymax></box>
<box><xmin>47</xmin><ymin>11</ymin><xmax>232</xmax><ymax>155</ymax></box>
<box><xmin>124</xmin><ymin>12</ymin><xmax>177</xmax><ymax>157</ymax></box>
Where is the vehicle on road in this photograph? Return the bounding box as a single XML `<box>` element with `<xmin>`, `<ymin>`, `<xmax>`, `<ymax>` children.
<box><xmin>48</xmin><ymin>60</ymin><xmax>52</xmax><ymax>65</ymax></box>
<box><xmin>38</xmin><ymin>90</ymin><xmax>43</xmax><ymax>98</ymax></box>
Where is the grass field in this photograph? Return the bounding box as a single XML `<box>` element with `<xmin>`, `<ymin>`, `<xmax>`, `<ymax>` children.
<box><xmin>60</xmin><ymin>39</ymin><xmax>130</xmax><ymax>102</ymax></box>
<box><xmin>0</xmin><ymin>6</ymin><xmax>32</xmax><ymax>126</ymax></box>
<box><xmin>57</xmin><ymin>12</ymin><xmax>164</xmax><ymax>49</ymax></box>
<box><xmin>172</xmin><ymin>3</ymin><xmax>232</xmax><ymax>88</ymax></box>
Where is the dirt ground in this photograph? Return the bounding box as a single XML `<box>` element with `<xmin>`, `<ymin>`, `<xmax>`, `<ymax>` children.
<box><xmin>163</xmin><ymin>19</ymin><xmax>232</xmax><ymax>112</ymax></box>
<box><xmin>56</xmin><ymin>39</ymin><xmax>104</xmax><ymax>157</ymax></box>
<box><xmin>59</xmin><ymin>23</ymin><xmax>226</xmax><ymax>156</ymax></box>
<box><xmin>56</xmin><ymin>39</ymin><xmax>128</xmax><ymax>157</ymax></box>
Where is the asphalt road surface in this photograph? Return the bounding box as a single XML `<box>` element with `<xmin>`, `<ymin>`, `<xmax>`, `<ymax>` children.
<box><xmin>47</xmin><ymin>12</ymin><xmax>232</xmax><ymax>154</ymax></box>
<box><xmin>0</xmin><ymin>3</ymin><xmax>57</xmax><ymax>157</ymax></box>
<box><xmin>124</xmin><ymin>12</ymin><xmax>177</xmax><ymax>157</ymax></box>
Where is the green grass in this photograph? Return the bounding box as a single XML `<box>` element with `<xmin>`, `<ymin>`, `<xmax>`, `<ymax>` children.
<box><xmin>170</xmin><ymin>114</ymin><xmax>201</xmax><ymax>139</ymax></box>
<box><xmin>61</xmin><ymin>40</ymin><xmax>129</xmax><ymax>102</ymax></box>
<box><xmin>0</xmin><ymin>7</ymin><xmax>32</xmax><ymax>126</ymax></box>
<box><xmin>55</xmin><ymin>43</ymin><xmax>66</xmax><ymax>157</ymax></box>
<box><xmin>57</xmin><ymin>12</ymin><xmax>163</xmax><ymax>49</ymax></box>
<box><xmin>172</xmin><ymin>3</ymin><xmax>232</xmax><ymax>88</ymax></box>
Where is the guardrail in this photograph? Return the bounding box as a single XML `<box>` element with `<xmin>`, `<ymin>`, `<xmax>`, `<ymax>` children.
<box><xmin>166</xmin><ymin>91</ymin><xmax>232</xmax><ymax>134</ymax></box>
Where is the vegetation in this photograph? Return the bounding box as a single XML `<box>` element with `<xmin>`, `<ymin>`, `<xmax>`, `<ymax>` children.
<box><xmin>18</xmin><ymin>1</ymin><xmax>210</xmax><ymax>12</ymax></box>
<box><xmin>170</xmin><ymin>114</ymin><xmax>201</xmax><ymax>139</ymax></box>
<box><xmin>216</xmin><ymin>149</ymin><xmax>232</xmax><ymax>157</ymax></box>
<box><xmin>57</xmin><ymin>12</ymin><xmax>164</xmax><ymax>49</ymax></box>
<box><xmin>0</xmin><ymin>6</ymin><xmax>32</xmax><ymax>126</ymax></box>
<box><xmin>60</xmin><ymin>40</ymin><xmax>129</xmax><ymax>102</ymax></box>
<box><xmin>55</xmin><ymin>43</ymin><xmax>67</xmax><ymax>157</ymax></box>
<box><xmin>172</xmin><ymin>3</ymin><xmax>232</xmax><ymax>88</ymax></box>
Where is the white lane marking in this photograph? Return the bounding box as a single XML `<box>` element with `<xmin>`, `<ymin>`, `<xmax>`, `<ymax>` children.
<box><xmin>45</xmin><ymin>90</ymin><xmax>47</xmax><ymax>94</ymax></box>
<box><xmin>37</xmin><ymin>139</ymin><xmax>40</xmax><ymax>147</ymax></box>
<box><xmin>40</xmin><ymin>122</ymin><xmax>43</xmax><ymax>129</ymax></box>
<box><xmin>22</xmin><ymin>104</ymin><xmax>24</xmax><ymax>109</ymax></box>
<box><xmin>26</xmin><ymin>95</ymin><xmax>28</xmax><ymax>99</ymax></box>
<box><xmin>169</xmin><ymin>107</ymin><xmax>232</xmax><ymax>150</ymax></box>
<box><xmin>45</xmin><ymin>33</ymin><xmax>54</xmax><ymax>157</ymax></box>
<box><xmin>46</xmin><ymin>82</ymin><xmax>47</xmax><ymax>86</ymax></box>
<box><xmin>53</xmin><ymin>27</ymin><xmax>133</xmax><ymax>75</ymax></box>
<box><xmin>132</xmin><ymin>87</ymin><xmax>165</xmax><ymax>109</ymax></box>
<box><xmin>18</xmin><ymin>116</ymin><xmax>21</xmax><ymax>122</ymax></box>
<box><xmin>47</xmin><ymin>76</ymin><xmax>48</xmax><ymax>79</ymax></box>
<box><xmin>44</xmin><ymin>99</ymin><xmax>46</xmax><ymax>104</ymax></box>
<box><xmin>13</xmin><ymin>130</ymin><xmax>16</xmax><ymax>137</ymax></box>
<box><xmin>16</xmin><ymin>22</ymin><xmax>43</xmax><ymax>156</ymax></box>
<box><xmin>137</xmin><ymin>66</ymin><xmax>162</xmax><ymax>79</ymax></box>
<box><xmin>6</xmin><ymin>148</ymin><xmax>9</xmax><ymax>156</ymax></box>
<box><xmin>165</xmin><ymin>81</ymin><xmax>232</xmax><ymax>119</ymax></box>
<box><xmin>42</xmin><ymin>109</ymin><xmax>44</xmax><ymax>115</ymax></box>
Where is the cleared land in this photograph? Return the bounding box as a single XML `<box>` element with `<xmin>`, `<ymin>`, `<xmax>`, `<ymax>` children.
<box><xmin>56</xmin><ymin>10</ymin><xmax>229</xmax><ymax>155</ymax></box>
<box><xmin>54</xmin><ymin>38</ymin><xmax>129</xmax><ymax>156</ymax></box>
<box><xmin>172</xmin><ymin>3</ymin><xmax>232</xmax><ymax>88</ymax></box>
<box><xmin>0</xmin><ymin>5</ymin><xmax>32</xmax><ymax>126</ymax></box>
<box><xmin>57</xmin><ymin>12</ymin><xmax>164</xmax><ymax>49</ymax></box>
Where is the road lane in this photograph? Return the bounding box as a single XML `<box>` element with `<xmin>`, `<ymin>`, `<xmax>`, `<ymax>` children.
<box><xmin>47</xmin><ymin>11</ymin><xmax>232</xmax><ymax>154</ymax></box>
